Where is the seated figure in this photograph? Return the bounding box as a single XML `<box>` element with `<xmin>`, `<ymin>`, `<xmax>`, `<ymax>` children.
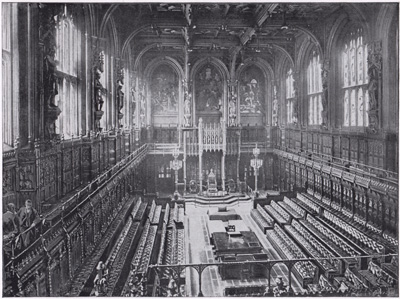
<box><xmin>273</xmin><ymin>276</ymin><xmax>287</xmax><ymax>297</ymax></box>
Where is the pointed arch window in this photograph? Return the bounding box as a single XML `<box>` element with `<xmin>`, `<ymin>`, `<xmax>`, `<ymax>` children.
<box><xmin>342</xmin><ymin>28</ymin><xmax>368</xmax><ymax>127</ymax></box>
<box><xmin>307</xmin><ymin>52</ymin><xmax>323</xmax><ymax>125</ymax></box>
<box><xmin>2</xmin><ymin>3</ymin><xmax>18</xmax><ymax>148</ymax></box>
<box><xmin>286</xmin><ymin>68</ymin><xmax>296</xmax><ymax>124</ymax></box>
<box><xmin>54</xmin><ymin>5</ymin><xmax>82</xmax><ymax>139</ymax></box>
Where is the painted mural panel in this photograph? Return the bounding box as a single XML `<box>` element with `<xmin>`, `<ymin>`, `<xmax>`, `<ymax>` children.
<box><xmin>151</xmin><ymin>64</ymin><xmax>178</xmax><ymax>114</ymax></box>
<box><xmin>239</xmin><ymin>66</ymin><xmax>264</xmax><ymax>114</ymax></box>
<box><xmin>195</xmin><ymin>65</ymin><xmax>223</xmax><ymax>112</ymax></box>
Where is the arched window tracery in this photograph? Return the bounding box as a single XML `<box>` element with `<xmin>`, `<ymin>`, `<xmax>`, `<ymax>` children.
<box><xmin>54</xmin><ymin>5</ymin><xmax>83</xmax><ymax>138</ymax></box>
<box><xmin>342</xmin><ymin>28</ymin><xmax>369</xmax><ymax>127</ymax></box>
<box><xmin>307</xmin><ymin>51</ymin><xmax>323</xmax><ymax>125</ymax></box>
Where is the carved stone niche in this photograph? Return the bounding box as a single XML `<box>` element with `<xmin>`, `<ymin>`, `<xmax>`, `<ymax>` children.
<box><xmin>93</xmin><ymin>48</ymin><xmax>106</xmax><ymax>132</ymax></box>
<box><xmin>367</xmin><ymin>41</ymin><xmax>382</xmax><ymax>134</ymax></box>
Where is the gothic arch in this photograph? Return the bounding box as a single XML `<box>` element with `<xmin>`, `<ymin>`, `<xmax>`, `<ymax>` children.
<box><xmin>144</xmin><ymin>57</ymin><xmax>184</xmax><ymax>83</ymax></box>
<box><xmin>274</xmin><ymin>45</ymin><xmax>295</xmax><ymax>71</ymax></box>
<box><xmin>326</xmin><ymin>9</ymin><xmax>372</xmax><ymax>129</ymax></box>
<box><xmin>99</xmin><ymin>4</ymin><xmax>119</xmax><ymax>38</ymax></box>
<box><xmin>376</xmin><ymin>4</ymin><xmax>398</xmax><ymax>131</ymax></box>
<box><xmin>376</xmin><ymin>4</ymin><xmax>397</xmax><ymax>38</ymax></box>
<box><xmin>121</xmin><ymin>24</ymin><xmax>151</xmax><ymax>58</ymax></box>
<box><xmin>296</xmin><ymin>38</ymin><xmax>324</xmax><ymax>127</ymax></box>
<box><xmin>296</xmin><ymin>37</ymin><xmax>322</xmax><ymax>72</ymax></box>
<box><xmin>276</xmin><ymin>54</ymin><xmax>296</xmax><ymax>127</ymax></box>
<box><xmin>190</xmin><ymin>57</ymin><xmax>230</xmax><ymax>82</ymax></box>
<box><xmin>106</xmin><ymin>16</ymin><xmax>119</xmax><ymax>57</ymax></box>
<box><xmin>295</xmin><ymin>26</ymin><xmax>323</xmax><ymax>59</ymax></box>
<box><xmin>133</xmin><ymin>43</ymin><xmax>160</xmax><ymax>73</ymax></box>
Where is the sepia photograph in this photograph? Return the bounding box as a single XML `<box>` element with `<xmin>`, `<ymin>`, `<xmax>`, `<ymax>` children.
<box><xmin>2</xmin><ymin>1</ymin><xmax>399</xmax><ymax>297</ymax></box>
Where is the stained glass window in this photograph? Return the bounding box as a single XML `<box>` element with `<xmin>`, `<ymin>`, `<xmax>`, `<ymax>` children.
<box><xmin>307</xmin><ymin>52</ymin><xmax>323</xmax><ymax>125</ymax></box>
<box><xmin>342</xmin><ymin>28</ymin><xmax>368</xmax><ymax>127</ymax></box>
<box><xmin>55</xmin><ymin>5</ymin><xmax>82</xmax><ymax>138</ymax></box>
<box><xmin>2</xmin><ymin>3</ymin><xmax>18</xmax><ymax>147</ymax></box>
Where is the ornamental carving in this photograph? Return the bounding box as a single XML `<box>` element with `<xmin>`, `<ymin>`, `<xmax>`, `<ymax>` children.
<box><xmin>3</xmin><ymin>168</ymin><xmax>14</xmax><ymax>195</ymax></box>
<box><xmin>183</xmin><ymin>79</ymin><xmax>192</xmax><ymax>127</ymax></box>
<box><xmin>367</xmin><ymin>41</ymin><xmax>382</xmax><ymax>134</ymax></box>
<box><xmin>292</xmin><ymin>71</ymin><xmax>299</xmax><ymax>124</ymax></box>
<box><xmin>138</xmin><ymin>80</ymin><xmax>147</xmax><ymax>127</ymax></box>
<box><xmin>116</xmin><ymin>66</ymin><xmax>125</xmax><ymax>127</ymax></box>
<box><xmin>228</xmin><ymin>82</ymin><xmax>237</xmax><ymax>127</ymax></box>
<box><xmin>321</xmin><ymin>60</ymin><xmax>329</xmax><ymax>129</ymax></box>
<box><xmin>130</xmin><ymin>72</ymin><xmax>137</xmax><ymax>127</ymax></box>
<box><xmin>272</xmin><ymin>85</ymin><xmax>279</xmax><ymax>126</ymax></box>
<box><xmin>19</xmin><ymin>164</ymin><xmax>35</xmax><ymax>190</ymax></box>
<box><xmin>93</xmin><ymin>49</ymin><xmax>106</xmax><ymax>132</ymax></box>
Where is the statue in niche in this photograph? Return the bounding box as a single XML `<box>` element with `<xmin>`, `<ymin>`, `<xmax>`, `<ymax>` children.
<box><xmin>131</xmin><ymin>86</ymin><xmax>137</xmax><ymax>125</ymax></box>
<box><xmin>272</xmin><ymin>85</ymin><xmax>279</xmax><ymax>126</ymax></box>
<box><xmin>366</xmin><ymin>44</ymin><xmax>381</xmax><ymax>132</ymax></box>
<box><xmin>196</xmin><ymin>66</ymin><xmax>223</xmax><ymax>112</ymax></box>
<box><xmin>139</xmin><ymin>83</ymin><xmax>146</xmax><ymax>126</ymax></box>
<box><xmin>94</xmin><ymin>67</ymin><xmax>105</xmax><ymax>111</ymax></box>
<box><xmin>228</xmin><ymin>98</ymin><xmax>237</xmax><ymax>126</ymax></box>
<box><xmin>272</xmin><ymin>99</ymin><xmax>278</xmax><ymax>125</ymax></box>
<box><xmin>184</xmin><ymin>92</ymin><xmax>192</xmax><ymax>127</ymax></box>
<box><xmin>116</xmin><ymin>78</ymin><xmax>124</xmax><ymax>115</ymax></box>
<box><xmin>367</xmin><ymin>57</ymin><xmax>379</xmax><ymax>111</ymax></box>
<box><xmin>321</xmin><ymin>62</ymin><xmax>329</xmax><ymax>127</ymax></box>
<box><xmin>228</xmin><ymin>88</ymin><xmax>237</xmax><ymax>126</ymax></box>
<box><xmin>44</xmin><ymin>47</ymin><xmax>59</xmax><ymax>107</ymax></box>
<box><xmin>94</xmin><ymin>51</ymin><xmax>106</xmax><ymax>112</ymax></box>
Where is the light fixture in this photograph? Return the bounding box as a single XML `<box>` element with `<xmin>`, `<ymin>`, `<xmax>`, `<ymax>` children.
<box><xmin>280</xmin><ymin>5</ymin><xmax>289</xmax><ymax>30</ymax></box>
<box><xmin>255</xmin><ymin>33</ymin><xmax>261</xmax><ymax>53</ymax></box>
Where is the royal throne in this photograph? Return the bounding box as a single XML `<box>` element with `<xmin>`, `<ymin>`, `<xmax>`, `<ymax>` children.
<box><xmin>207</xmin><ymin>169</ymin><xmax>218</xmax><ymax>194</ymax></box>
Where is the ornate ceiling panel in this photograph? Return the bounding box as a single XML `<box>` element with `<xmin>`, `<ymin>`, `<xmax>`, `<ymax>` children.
<box><xmin>108</xmin><ymin>3</ymin><xmax>344</xmax><ymax>54</ymax></box>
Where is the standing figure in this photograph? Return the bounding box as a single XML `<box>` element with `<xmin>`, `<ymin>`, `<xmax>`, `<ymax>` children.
<box><xmin>93</xmin><ymin>261</ymin><xmax>108</xmax><ymax>296</ymax></box>
<box><xmin>3</xmin><ymin>203</ymin><xmax>20</xmax><ymax>262</ymax></box>
<box><xmin>184</xmin><ymin>92</ymin><xmax>191</xmax><ymax>127</ymax></box>
<box><xmin>18</xmin><ymin>200</ymin><xmax>40</xmax><ymax>248</ymax></box>
<box><xmin>229</xmin><ymin>98</ymin><xmax>236</xmax><ymax>126</ymax></box>
<box><xmin>44</xmin><ymin>48</ymin><xmax>59</xmax><ymax>107</ymax></box>
<box><xmin>167</xmin><ymin>275</ymin><xmax>178</xmax><ymax>297</ymax></box>
<box><xmin>117</xmin><ymin>79</ymin><xmax>125</xmax><ymax>113</ymax></box>
<box><xmin>273</xmin><ymin>276</ymin><xmax>287</xmax><ymax>297</ymax></box>
<box><xmin>94</xmin><ymin>68</ymin><xmax>105</xmax><ymax>111</ymax></box>
<box><xmin>272</xmin><ymin>99</ymin><xmax>279</xmax><ymax>126</ymax></box>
